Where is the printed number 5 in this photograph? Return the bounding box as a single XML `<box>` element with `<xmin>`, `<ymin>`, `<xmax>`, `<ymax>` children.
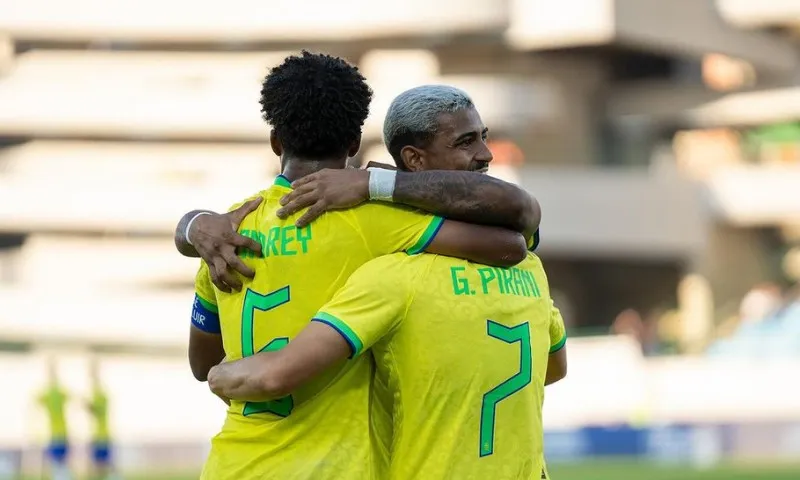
<box><xmin>241</xmin><ymin>286</ymin><xmax>293</xmax><ymax>417</ymax></box>
<box><xmin>479</xmin><ymin>320</ymin><xmax>532</xmax><ymax>457</ymax></box>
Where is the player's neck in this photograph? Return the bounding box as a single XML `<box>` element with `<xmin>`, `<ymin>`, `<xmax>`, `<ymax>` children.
<box><xmin>281</xmin><ymin>157</ymin><xmax>347</xmax><ymax>182</ymax></box>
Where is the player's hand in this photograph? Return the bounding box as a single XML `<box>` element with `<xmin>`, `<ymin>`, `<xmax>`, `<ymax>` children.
<box><xmin>189</xmin><ymin>198</ymin><xmax>264</xmax><ymax>293</ymax></box>
<box><xmin>208</xmin><ymin>360</ymin><xmax>234</xmax><ymax>406</ymax></box>
<box><xmin>215</xmin><ymin>391</ymin><xmax>231</xmax><ymax>406</ymax></box>
<box><xmin>277</xmin><ymin>168</ymin><xmax>369</xmax><ymax>228</ymax></box>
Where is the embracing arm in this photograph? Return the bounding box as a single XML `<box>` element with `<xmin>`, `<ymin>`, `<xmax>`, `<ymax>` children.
<box><xmin>277</xmin><ymin>169</ymin><xmax>540</xmax><ymax>242</ymax></box>
<box><xmin>189</xmin><ymin>326</ymin><xmax>226</xmax><ymax>382</ymax></box>
<box><xmin>393</xmin><ymin>171</ymin><xmax>540</xmax><ymax>241</ymax></box>
<box><xmin>208</xmin><ymin>255</ymin><xmax>407</xmax><ymax>402</ymax></box>
<box><xmin>208</xmin><ymin>322</ymin><xmax>352</xmax><ymax>402</ymax></box>
<box><xmin>175</xmin><ymin>210</ymin><xmax>215</xmax><ymax>258</ymax></box>
<box><xmin>545</xmin><ymin>303</ymin><xmax>568</xmax><ymax>385</ymax></box>
<box><xmin>173</xmin><ymin>199</ymin><xmax>264</xmax><ymax>292</ymax></box>
<box><xmin>545</xmin><ymin>346</ymin><xmax>568</xmax><ymax>386</ymax></box>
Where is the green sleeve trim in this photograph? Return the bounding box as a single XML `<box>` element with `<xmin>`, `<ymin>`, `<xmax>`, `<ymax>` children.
<box><xmin>196</xmin><ymin>295</ymin><xmax>218</xmax><ymax>314</ymax></box>
<box><xmin>549</xmin><ymin>334</ymin><xmax>567</xmax><ymax>354</ymax></box>
<box><xmin>406</xmin><ymin>216</ymin><xmax>445</xmax><ymax>255</ymax></box>
<box><xmin>312</xmin><ymin>312</ymin><xmax>365</xmax><ymax>358</ymax></box>
<box><xmin>528</xmin><ymin>229</ymin><xmax>540</xmax><ymax>252</ymax></box>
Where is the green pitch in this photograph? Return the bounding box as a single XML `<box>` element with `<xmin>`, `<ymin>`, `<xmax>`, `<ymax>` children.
<box><xmin>549</xmin><ymin>460</ymin><xmax>800</xmax><ymax>480</ymax></box>
<box><xmin>24</xmin><ymin>461</ymin><xmax>800</xmax><ymax>480</ymax></box>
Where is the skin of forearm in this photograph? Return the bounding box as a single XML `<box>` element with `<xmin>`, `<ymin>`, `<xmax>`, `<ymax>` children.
<box><xmin>208</xmin><ymin>355</ymin><xmax>282</xmax><ymax>402</ymax></box>
<box><xmin>174</xmin><ymin>209</ymin><xmax>216</xmax><ymax>258</ymax></box>
<box><xmin>392</xmin><ymin>171</ymin><xmax>532</xmax><ymax>234</ymax></box>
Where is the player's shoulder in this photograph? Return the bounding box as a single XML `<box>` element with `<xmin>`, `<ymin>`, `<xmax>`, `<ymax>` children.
<box><xmin>358</xmin><ymin>253</ymin><xmax>427</xmax><ymax>280</ymax></box>
<box><xmin>348</xmin><ymin>201</ymin><xmax>427</xmax><ymax>219</ymax></box>
<box><xmin>226</xmin><ymin>189</ymin><xmax>271</xmax><ymax>213</ymax></box>
<box><xmin>360</xmin><ymin>252</ymin><xmax>411</xmax><ymax>271</ymax></box>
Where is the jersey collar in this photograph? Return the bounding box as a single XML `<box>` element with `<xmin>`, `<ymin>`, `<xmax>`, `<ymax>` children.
<box><xmin>274</xmin><ymin>174</ymin><xmax>292</xmax><ymax>189</ymax></box>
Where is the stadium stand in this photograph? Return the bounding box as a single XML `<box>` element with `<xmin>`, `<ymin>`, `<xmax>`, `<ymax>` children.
<box><xmin>1</xmin><ymin>0</ymin><xmax>800</xmax><ymax>476</ymax></box>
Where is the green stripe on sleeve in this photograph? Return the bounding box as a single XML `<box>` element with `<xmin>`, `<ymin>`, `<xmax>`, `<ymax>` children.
<box><xmin>549</xmin><ymin>334</ymin><xmax>567</xmax><ymax>354</ymax></box>
<box><xmin>196</xmin><ymin>295</ymin><xmax>218</xmax><ymax>314</ymax></box>
<box><xmin>312</xmin><ymin>312</ymin><xmax>365</xmax><ymax>358</ymax></box>
<box><xmin>528</xmin><ymin>229</ymin><xmax>540</xmax><ymax>252</ymax></box>
<box><xmin>406</xmin><ymin>216</ymin><xmax>445</xmax><ymax>255</ymax></box>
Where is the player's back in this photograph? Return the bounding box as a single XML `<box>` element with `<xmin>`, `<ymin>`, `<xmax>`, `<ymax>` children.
<box><xmin>378</xmin><ymin>253</ymin><xmax>553</xmax><ymax>479</ymax></box>
<box><xmin>196</xmin><ymin>175</ymin><xmax>442</xmax><ymax>480</ymax></box>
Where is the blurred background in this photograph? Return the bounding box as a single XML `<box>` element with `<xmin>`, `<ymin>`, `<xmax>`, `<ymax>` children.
<box><xmin>1</xmin><ymin>0</ymin><xmax>800</xmax><ymax>478</ymax></box>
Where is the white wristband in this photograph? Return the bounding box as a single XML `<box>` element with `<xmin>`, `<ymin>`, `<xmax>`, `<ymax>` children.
<box><xmin>185</xmin><ymin>212</ymin><xmax>213</xmax><ymax>247</ymax></box>
<box><xmin>367</xmin><ymin>167</ymin><xmax>396</xmax><ymax>202</ymax></box>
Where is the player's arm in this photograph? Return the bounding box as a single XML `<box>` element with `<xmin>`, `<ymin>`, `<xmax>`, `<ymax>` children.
<box><xmin>277</xmin><ymin>168</ymin><xmax>540</xmax><ymax>241</ymax></box>
<box><xmin>173</xmin><ymin>198</ymin><xmax>264</xmax><ymax>292</ymax></box>
<box><xmin>393</xmin><ymin>170</ymin><xmax>539</xmax><ymax>241</ymax></box>
<box><xmin>188</xmin><ymin>263</ymin><xmax>226</xmax><ymax>382</ymax></box>
<box><xmin>207</xmin><ymin>322</ymin><xmax>351</xmax><ymax>401</ymax></box>
<box><xmin>545</xmin><ymin>303</ymin><xmax>568</xmax><ymax>386</ymax></box>
<box><xmin>208</xmin><ymin>257</ymin><xmax>407</xmax><ymax>402</ymax></box>
<box><xmin>352</xmin><ymin>202</ymin><xmax>526</xmax><ymax>267</ymax></box>
<box><xmin>426</xmin><ymin>221</ymin><xmax>528</xmax><ymax>267</ymax></box>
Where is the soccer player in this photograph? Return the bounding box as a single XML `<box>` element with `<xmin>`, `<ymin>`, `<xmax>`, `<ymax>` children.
<box><xmin>38</xmin><ymin>358</ymin><xmax>72</xmax><ymax>480</ymax></box>
<box><xmin>175</xmin><ymin>88</ymin><xmax>541</xmax><ymax>293</ymax></box>
<box><xmin>207</xmin><ymin>251</ymin><xmax>567</xmax><ymax>479</ymax></box>
<box><xmin>179</xmin><ymin>84</ymin><xmax>563</xmax><ymax>478</ymax></box>
<box><xmin>85</xmin><ymin>359</ymin><xmax>117</xmax><ymax>480</ymax></box>
<box><xmin>182</xmin><ymin>52</ymin><xmax>538</xmax><ymax>480</ymax></box>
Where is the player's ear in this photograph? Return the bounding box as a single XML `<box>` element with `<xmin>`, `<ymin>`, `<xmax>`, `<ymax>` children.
<box><xmin>399</xmin><ymin>145</ymin><xmax>424</xmax><ymax>172</ymax></box>
<box><xmin>347</xmin><ymin>136</ymin><xmax>362</xmax><ymax>158</ymax></box>
<box><xmin>270</xmin><ymin>130</ymin><xmax>282</xmax><ymax>157</ymax></box>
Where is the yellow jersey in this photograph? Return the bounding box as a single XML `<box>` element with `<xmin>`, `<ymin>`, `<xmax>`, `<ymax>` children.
<box><xmin>193</xmin><ymin>175</ymin><xmax>443</xmax><ymax>480</ymax></box>
<box><xmin>38</xmin><ymin>385</ymin><xmax>68</xmax><ymax>442</ymax></box>
<box><xmin>315</xmin><ymin>253</ymin><xmax>567</xmax><ymax>480</ymax></box>
<box><xmin>89</xmin><ymin>389</ymin><xmax>110</xmax><ymax>443</ymax></box>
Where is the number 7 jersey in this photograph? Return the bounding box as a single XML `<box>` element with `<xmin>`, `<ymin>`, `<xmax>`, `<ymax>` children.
<box><xmin>314</xmin><ymin>252</ymin><xmax>567</xmax><ymax>480</ymax></box>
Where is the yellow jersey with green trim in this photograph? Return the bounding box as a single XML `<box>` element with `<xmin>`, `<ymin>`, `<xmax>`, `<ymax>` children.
<box><xmin>38</xmin><ymin>385</ymin><xmax>68</xmax><ymax>442</ymax></box>
<box><xmin>314</xmin><ymin>252</ymin><xmax>567</xmax><ymax>480</ymax></box>
<box><xmin>89</xmin><ymin>389</ymin><xmax>110</xmax><ymax>443</ymax></box>
<box><xmin>193</xmin><ymin>175</ymin><xmax>443</xmax><ymax>480</ymax></box>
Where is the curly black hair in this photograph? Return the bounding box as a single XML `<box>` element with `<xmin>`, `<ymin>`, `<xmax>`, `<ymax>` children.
<box><xmin>259</xmin><ymin>51</ymin><xmax>373</xmax><ymax>160</ymax></box>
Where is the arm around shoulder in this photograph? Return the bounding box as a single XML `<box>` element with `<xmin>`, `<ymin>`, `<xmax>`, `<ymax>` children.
<box><xmin>424</xmin><ymin>220</ymin><xmax>528</xmax><ymax>267</ymax></box>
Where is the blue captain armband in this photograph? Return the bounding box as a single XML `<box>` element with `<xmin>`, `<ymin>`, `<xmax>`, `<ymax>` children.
<box><xmin>191</xmin><ymin>294</ymin><xmax>221</xmax><ymax>334</ymax></box>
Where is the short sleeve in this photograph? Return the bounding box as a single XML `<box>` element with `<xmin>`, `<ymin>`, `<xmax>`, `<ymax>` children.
<box><xmin>548</xmin><ymin>302</ymin><xmax>567</xmax><ymax>353</ymax></box>
<box><xmin>191</xmin><ymin>262</ymin><xmax>221</xmax><ymax>334</ymax></box>
<box><xmin>313</xmin><ymin>255</ymin><xmax>414</xmax><ymax>358</ymax></box>
<box><xmin>355</xmin><ymin>203</ymin><xmax>444</xmax><ymax>256</ymax></box>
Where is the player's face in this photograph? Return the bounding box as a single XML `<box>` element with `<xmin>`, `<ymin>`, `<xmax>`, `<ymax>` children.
<box><xmin>417</xmin><ymin>107</ymin><xmax>492</xmax><ymax>173</ymax></box>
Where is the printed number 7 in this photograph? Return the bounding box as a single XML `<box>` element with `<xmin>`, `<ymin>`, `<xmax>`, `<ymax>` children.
<box><xmin>479</xmin><ymin>320</ymin><xmax>532</xmax><ymax>457</ymax></box>
<box><xmin>241</xmin><ymin>286</ymin><xmax>292</xmax><ymax>417</ymax></box>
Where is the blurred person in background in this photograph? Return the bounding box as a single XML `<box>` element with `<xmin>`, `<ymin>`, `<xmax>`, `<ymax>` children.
<box><xmin>85</xmin><ymin>359</ymin><xmax>117</xmax><ymax>480</ymax></box>
<box><xmin>37</xmin><ymin>358</ymin><xmax>72</xmax><ymax>480</ymax></box>
<box><xmin>739</xmin><ymin>282</ymin><xmax>782</xmax><ymax>324</ymax></box>
<box><xmin>174</xmin><ymin>53</ymin><xmax>537</xmax><ymax>480</ymax></box>
<box><xmin>611</xmin><ymin>308</ymin><xmax>666</xmax><ymax>356</ymax></box>
<box><xmin>181</xmin><ymin>84</ymin><xmax>564</xmax><ymax>479</ymax></box>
